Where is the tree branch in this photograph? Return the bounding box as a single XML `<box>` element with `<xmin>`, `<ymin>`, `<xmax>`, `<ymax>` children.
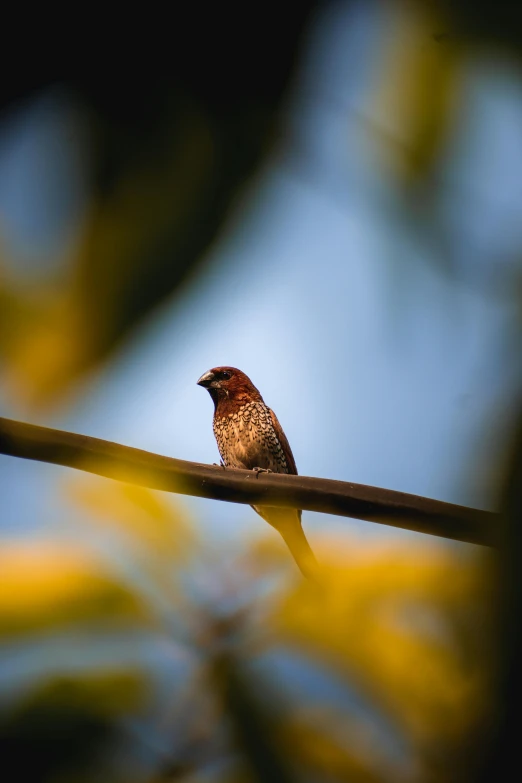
<box><xmin>0</xmin><ymin>416</ymin><xmax>499</xmax><ymax>546</ymax></box>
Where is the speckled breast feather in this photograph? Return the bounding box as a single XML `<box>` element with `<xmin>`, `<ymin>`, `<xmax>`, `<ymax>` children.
<box><xmin>213</xmin><ymin>401</ymin><xmax>290</xmax><ymax>473</ymax></box>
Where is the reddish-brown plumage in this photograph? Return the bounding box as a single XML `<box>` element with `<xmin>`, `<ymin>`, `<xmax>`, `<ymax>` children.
<box><xmin>197</xmin><ymin>366</ymin><xmax>318</xmax><ymax>579</ymax></box>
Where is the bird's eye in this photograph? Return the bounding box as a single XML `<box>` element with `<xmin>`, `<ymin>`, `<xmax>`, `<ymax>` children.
<box><xmin>221</xmin><ymin>371</ymin><xmax>231</xmax><ymax>380</ymax></box>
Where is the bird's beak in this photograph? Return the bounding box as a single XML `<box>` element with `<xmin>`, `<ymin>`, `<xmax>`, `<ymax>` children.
<box><xmin>197</xmin><ymin>370</ymin><xmax>215</xmax><ymax>388</ymax></box>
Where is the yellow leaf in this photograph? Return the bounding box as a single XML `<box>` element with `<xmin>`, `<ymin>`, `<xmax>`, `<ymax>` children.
<box><xmin>0</xmin><ymin>540</ymin><xmax>145</xmax><ymax>637</ymax></box>
<box><xmin>273</xmin><ymin>536</ymin><xmax>495</xmax><ymax>753</ymax></box>
<box><xmin>65</xmin><ymin>474</ymin><xmax>199</xmax><ymax>562</ymax></box>
<box><xmin>371</xmin><ymin>1</ymin><xmax>461</xmax><ymax>183</ymax></box>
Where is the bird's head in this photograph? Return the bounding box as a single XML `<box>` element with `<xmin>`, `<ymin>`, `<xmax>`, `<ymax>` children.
<box><xmin>197</xmin><ymin>366</ymin><xmax>263</xmax><ymax>410</ymax></box>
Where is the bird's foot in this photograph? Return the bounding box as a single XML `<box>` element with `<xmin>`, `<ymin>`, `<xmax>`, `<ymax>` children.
<box><xmin>213</xmin><ymin>461</ymin><xmax>226</xmax><ymax>470</ymax></box>
<box><xmin>252</xmin><ymin>467</ymin><xmax>272</xmax><ymax>479</ymax></box>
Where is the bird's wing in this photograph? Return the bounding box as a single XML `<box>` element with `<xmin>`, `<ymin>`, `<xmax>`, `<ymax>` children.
<box><xmin>258</xmin><ymin>409</ymin><xmax>319</xmax><ymax>580</ymax></box>
<box><xmin>268</xmin><ymin>408</ymin><xmax>298</xmax><ymax>475</ymax></box>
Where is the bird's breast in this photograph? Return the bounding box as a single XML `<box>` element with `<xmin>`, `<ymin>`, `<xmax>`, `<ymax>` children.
<box><xmin>213</xmin><ymin>401</ymin><xmax>289</xmax><ymax>473</ymax></box>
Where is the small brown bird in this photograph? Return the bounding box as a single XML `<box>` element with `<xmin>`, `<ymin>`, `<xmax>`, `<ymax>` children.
<box><xmin>197</xmin><ymin>366</ymin><xmax>318</xmax><ymax>579</ymax></box>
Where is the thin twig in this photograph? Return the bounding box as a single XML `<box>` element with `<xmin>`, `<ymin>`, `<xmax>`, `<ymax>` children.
<box><xmin>0</xmin><ymin>416</ymin><xmax>499</xmax><ymax>546</ymax></box>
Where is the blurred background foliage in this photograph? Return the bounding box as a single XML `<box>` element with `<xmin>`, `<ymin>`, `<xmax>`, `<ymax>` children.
<box><xmin>0</xmin><ymin>478</ymin><xmax>498</xmax><ymax>782</ymax></box>
<box><xmin>1</xmin><ymin>1</ymin><xmax>521</xmax><ymax>781</ymax></box>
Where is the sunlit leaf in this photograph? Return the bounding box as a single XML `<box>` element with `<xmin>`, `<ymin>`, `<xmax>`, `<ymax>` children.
<box><xmin>0</xmin><ymin>540</ymin><xmax>145</xmax><ymax>636</ymax></box>
<box><xmin>272</xmin><ymin>537</ymin><xmax>495</xmax><ymax>764</ymax></box>
<box><xmin>281</xmin><ymin>714</ymin><xmax>386</xmax><ymax>783</ymax></box>
<box><xmin>371</xmin><ymin>1</ymin><xmax>462</xmax><ymax>184</ymax></box>
<box><xmin>66</xmin><ymin>474</ymin><xmax>199</xmax><ymax>561</ymax></box>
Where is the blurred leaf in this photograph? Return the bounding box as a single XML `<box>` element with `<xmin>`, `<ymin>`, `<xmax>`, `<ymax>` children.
<box><xmin>63</xmin><ymin>474</ymin><xmax>207</xmax><ymax>639</ymax></box>
<box><xmin>0</xmin><ymin>540</ymin><xmax>145</xmax><ymax>637</ymax></box>
<box><xmin>66</xmin><ymin>475</ymin><xmax>198</xmax><ymax>561</ymax></box>
<box><xmin>0</xmin><ymin>671</ymin><xmax>144</xmax><ymax>783</ymax></box>
<box><xmin>440</xmin><ymin>0</ymin><xmax>522</xmax><ymax>53</ymax></box>
<box><xmin>373</xmin><ymin>2</ymin><xmax>461</xmax><ymax>184</ymax></box>
<box><xmin>0</xmin><ymin>6</ymin><xmax>317</xmax><ymax>410</ymax></box>
<box><xmin>273</xmin><ymin>537</ymin><xmax>495</xmax><ymax>776</ymax></box>
<box><xmin>281</xmin><ymin>715</ymin><xmax>385</xmax><ymax>783</ymax></box>
<box><xmin>65</xmin><ymin>475</ymin><xmax>201</xmax><ymax>626</ymax></box>
<box><xmin>475</xmin><ymin>408</ymin><xmax>522</xmax><ymax>780</ymax></box>
<box><xmin>210</xmin><ymin>649</ymin><xmax>298</xmax><ymax>783</ymax></box>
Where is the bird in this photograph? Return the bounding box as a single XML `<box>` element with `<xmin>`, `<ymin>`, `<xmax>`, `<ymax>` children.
<box><xmin>197</xmin><ymin>366</ymin><xmax>318</xmax><ymax>580</ymax></box>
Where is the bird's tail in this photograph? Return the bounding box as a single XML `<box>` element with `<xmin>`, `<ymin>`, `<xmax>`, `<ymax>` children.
<box><xmin>253</xmin><ymin>505</ymin><xmax>319</xmax><ymax>581</ymax></box>
<box><xmin>278</xmin><ymin>519</ymin><xmax>319</xmax><ymax>582</ymax></box>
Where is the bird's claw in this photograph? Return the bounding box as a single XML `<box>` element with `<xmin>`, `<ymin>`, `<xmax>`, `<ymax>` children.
<box><xmin>252</xmin><ymin>467</ymin><xmax>272</xmax><ymax>479</ymax></box>
<box><xmin>213</xmin><ymin>461</ymin><xmax>226</xmax><ymax>470</ymax></box>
